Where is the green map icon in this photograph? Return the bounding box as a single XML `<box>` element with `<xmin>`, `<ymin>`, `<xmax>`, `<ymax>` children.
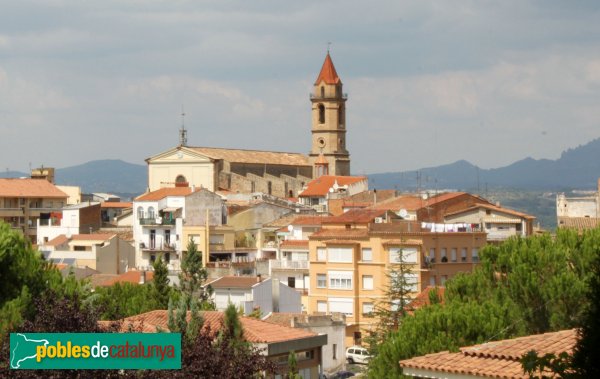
<box><xmin>10</xmin><ymin>333</ymin><xmax>49</xmax><ymax>369</ymax></box>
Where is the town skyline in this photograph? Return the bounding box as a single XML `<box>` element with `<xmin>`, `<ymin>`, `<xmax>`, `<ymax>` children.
<box><xmin>2</xmin><ymin>1</ymin><xmax>600</xmax><ymax>174</ymax></box>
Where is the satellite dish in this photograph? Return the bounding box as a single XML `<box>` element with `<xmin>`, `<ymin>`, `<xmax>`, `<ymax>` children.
<box><xmin>399</xmin><ymin>209</ymin><xmax>408</xmax><ymax>218</ymax></box>
<box><xmin>287</xmin><ymin>225</ymin><xmax>293</xmax><ymax>232</ymax></box>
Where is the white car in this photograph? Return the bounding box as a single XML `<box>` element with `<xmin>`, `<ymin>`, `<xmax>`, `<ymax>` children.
<box><xmin>345</xmin><ymin>346</ymin><xmax>371</xmax><ymax>364</ymax></box>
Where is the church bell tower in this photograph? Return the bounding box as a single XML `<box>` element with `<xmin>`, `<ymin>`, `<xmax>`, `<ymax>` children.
<box><xmin>309</xmin><ymin>52</ymin><xmax>350</xmax><ymax>177</ymax></box>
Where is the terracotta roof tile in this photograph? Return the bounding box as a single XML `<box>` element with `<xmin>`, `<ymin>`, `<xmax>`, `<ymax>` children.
<box><xmin>189</xmin><ymin>147</ymin><xmax>310</xmax><ymax>166</ymax></box>
<box><xmin>370</xmin><ymin>195</ymin><xmax>425</xmax><ymax>211</ymax></box>
<box><xmin>299</xmin><ymin>176</ymin><xmax>367</xmax><ymax>197</ymax></box>
<box><xmin>0</xmin><ymin>178</ymin><xmax>68</xmax><ymax>198</ymax></box>
<box><xmin>400</xmin><ymin>329</ymin><xmax>577</xmax><ymax>379</ymax></box>
<box><xmin>100</xmin><ymin>202</ymin><xmax>132</xmax><ymax>209</ymax></box>
<box><xmin>70</xmin><ymin>233</ymin><xmax>115</xmax><ymax>241</ymax></box>
<box><xmin>314</xmin><ymin>53</ymin><xmax>341</xmax><ymax>85</ymax></box>
<box><xmin>324</xmin><ymin>209</ymin><xmax>389</xmax><ymax>224</ymax></box>
<box><xmin>280</xmin><ymin>240</ymin><xmax>309</xmax><ymax>248</ymax></box>
<box><xmin>108</xmin><ymin>310</ymin><xmax>317</xmax><ymax>344</ymax></box>
<box><xmin>409</xmin><ymin>286</ymin><xmax>446</xmax><ymax>311</ymax></box>
<box><xmin>46</xmin><ymin>234</ymin><xmax>69</xmax><ymax>247</ymax></box>
<box><xmin>207</xmin><ymin>276</ymin><xmax>262</xmax><ymax>289</ymax></box>
<box><xmin>290</xmin><ymin>215</ymin><xmax>331</xmax><ymax>225</ymax></box>
<box><xmin>558</xmin><ymin>217</ymin><xmax>600</xmax><ymax>231</ymax></box>
<box><xmin>445</xmin><ymin>203</ymin><xmax>535</xmax><ymax>220</ymax></box>
<box><xmin>135</xmin><ymin>187</ymin><xmax>200</xmax><ymax>201</ymax></box>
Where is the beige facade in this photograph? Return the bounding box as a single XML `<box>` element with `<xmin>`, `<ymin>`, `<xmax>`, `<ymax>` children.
<box><xmin>308</xmin><ymin>223</ymin><xmax>486</xmax><ymax>348</ymax></box>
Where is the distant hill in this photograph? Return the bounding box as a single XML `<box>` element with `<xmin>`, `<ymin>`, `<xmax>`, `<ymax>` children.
<box><xmin>55</xmin><ymin>160</ymin><xmax>147</xmax><ymax>194</ymax></box>
<box><xmin>0</xmin><ymin>160</ymin><xmax>147</xmax><ymax>195</ymax></box>
<box><xmin>368</xmin><ymin>138</ymin><xmax>600</xmax><ymax>191</ymax></box>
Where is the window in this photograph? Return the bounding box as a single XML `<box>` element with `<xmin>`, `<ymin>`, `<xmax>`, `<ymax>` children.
<box><xmin>317</xmin><ymin>300</ymin><xmax>327</xmax><ymax>313</ymax></box>
<box><xmin>321</xmin><ymin>86</ymin><xmax>325</xmax><ymax>98</ymax></box>
<box><xmin>403</xmin><ymin>273</ymin><xmax>419</xmax><ymax>292</ymax></box>
<box><xmin>317</xmin><ymin>247</ymin><xmax>326</xmax><ymax>261</ymax></box>
<box><xmin>165</xmin><ymin>230</ymin><xmax>171</xmax><ymax>246</ymax></box>
<box><xmin>461</xmin><ymin>248</ymin><xmax>467</xmax><ymax>262</ymax></box>
<box><xmin>137</xmin><ymin>206</ymin><xmax>144</xmax><ymax>219</ymax></box>
<box><xmin>329</xmin><ymin>271</ymin><xmax>353</xmax><ymax>290</ymax></box>
<box><xmin>441</xmin><ymin>275</ymin><xmax>448</xmax><ymax>285</ymax></box>
<box><xmin>441</xmin><ymin>248</ymin><xmax>448</xmax><ymax>262</ymax></box>
<box><xmin>164</xmin><ymin>252</ymin><xmax>170</xmax><ymax>263</ymax></box>
<box><xmin>318</xmin><ymin>104</ymin><xmax>325</xmax><ymax>123</ymax></box>
<box><xmin>429</xmin><ymin>276</ymin><xmax>436</xmax><ymax>286</ymax></box>
<box><xmin>472</xmin><ymin>248</ymin><xmax>479</xmax><ymax>262</ymax></box>
<box><xmin>429</xmin><ymin>248</ymin><xmax>436</xmax><ymax>263</ymax></box>
<box><xmin>362</xmin><ymin>302</ymin><xmax>374</xmax><ymax>316</ymax></box>
<box><xmin>362</xmin><ymin>275</ymin><xmax>374</xmax><ymax>290</ymax></box>
<box><xmin>328</xmin><ymin>247</ymin><xmax>353</xmax><ymax>263</ymax></box>
<box><xmin>175</xmin><ymin>175</ymin><xmax>187</xmax><ymax>184</ymax></box>
<box><xmin>317</xmin><ymin>274</ymin><xmax>327</xmax><ymax>288</ymax></box>
<box><xmin>288</xmin><ymin>277</ymin><xmax>296</xmax><ymax>288</ymax></box>
<box><xmin>451</xmin><ymin>248</ymin><xmax>457</xmax><ymax>262</ymax></box>
<box><xmin>148</xmin><ymin>206</ymin><xmax>155</xmax><ymax>220</ymax></box>
<box><xmin>209</xmin><ymin>234</ymin><xmax>224</xmax><ymax>244</ymax></box>
<box><xmin>361</xmin><ymin>248</ymin><xmax>372</xmax><ymax>262</ymax></box>
<box><xmin>333</xmin><ymin>344</ymin><xmax>337</xmax><ymax>360</ymax></box>
<box><xmin>389</xmin><ymin>247</ymin><xmax>418</xmax><ymax>263</ymax></box>
<box><xmin>329</xmin><ymin>298</ymin><xmax>353</xmax><ymax>316</ymax></box>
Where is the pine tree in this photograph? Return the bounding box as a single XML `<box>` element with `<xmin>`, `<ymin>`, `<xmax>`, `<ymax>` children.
<box><xmin>151</xmin><ymin>253</ymin><xmax>171</xmax><ymax>309</ymax></box>
<box><xmin>179</xmin><ymin>237</ymin><xmax>213</xmax><ymax>309</ymax></box>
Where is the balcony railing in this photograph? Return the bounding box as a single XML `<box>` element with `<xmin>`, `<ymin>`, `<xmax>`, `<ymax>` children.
<box><xmin>139</xmin><ymin>217</ymin><xmax>176</xmax><ymax>226</ymax></box>
<box><xmin>270</xmin><ymin>259</ymin><xmax>309</xmax><ymax>270</ymax></box>
<box><xmin>140</xmin><ymin>242</ymin><xmax>177</xmax><ymax>251</ymax></box>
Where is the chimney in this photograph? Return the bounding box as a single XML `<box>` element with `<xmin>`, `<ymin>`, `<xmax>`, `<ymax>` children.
<box><xmin>373</xmin><ymin>189</ymin><xmax>377</xmax><ymax>204</ymax></box>
<box><xmin>191</xmin><ymin>184</ymin><xmax>196</xmax><ymax>192</ymax></box>
<box><xmin>272</xmin><ymin>278</ymin><xmax>280</xmax><ymax>313</ymax></box>
<box><xmin>139</xmin><ymin>270</ymin><xmax>146</xmax><ymax>284</ymax></box>
<box><xmin>257</xmin><ymin>274</ymin><xmax>262</xmax><ymax>283</ymax></box>
<box><xmin>495</xmin><ymin>201</ymin><xmax>500</xmax><ymax>207</ymax></box>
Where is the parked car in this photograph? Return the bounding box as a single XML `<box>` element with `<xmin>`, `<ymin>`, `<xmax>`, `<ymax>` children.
<box><xmin>345</xmin><ymin>346</ymin><xmax>371</xmax><ymax>364</ymax></box>
<box><xmin>330</xmin><ymin>371</ymin><xmax>356</xmax><ymax>379</ymax></box>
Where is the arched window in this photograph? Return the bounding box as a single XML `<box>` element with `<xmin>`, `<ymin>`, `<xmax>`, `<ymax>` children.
<box><xmin>318</xmin><ymin>104</ymin><xmax>325</xmax><ymax>123</ymax></box>
<box><xmin>320</xmin><ymin>86</ymin><xmax>325</xmax><ymax>98</ymax></box>
<box><xmin>137</xmin><ymin>206</ymin><xmax>144</xmax><ymax>219</ymax></box>
<box><xmin>175</xmin><ymin>175</ymin><xmax>187</xmax><ymax>184</ymax></box>
<box><xmin>148</xmin><ymin>206</ymin><xmax>155</xmax><ymax>220</ymax></box>
<box><xmin>338</xmin><ymin>105</ymin><xmax>344</xmax><ymax>127</ymax></box>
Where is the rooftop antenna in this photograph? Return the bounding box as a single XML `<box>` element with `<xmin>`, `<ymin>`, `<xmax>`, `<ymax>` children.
<box><xmin>179</xmin><ymin>105</ymin><xmax>187</xmax><ymax>147</ymax></box>
<box><xmin>327</xmin><ymin>41</ymin><xmax>332</xmax><ymax>54</ymax></box>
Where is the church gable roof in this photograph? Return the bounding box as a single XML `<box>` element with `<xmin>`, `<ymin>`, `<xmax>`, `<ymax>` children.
<box><xmin>188</xmin><ymin>146</ymin><xmax>310</xmax><ymax>166</ymax></box>
<box><xmin>314</xmin><ymin>53</ymin><xmax>341</xmax><ymax>85</ymax></box>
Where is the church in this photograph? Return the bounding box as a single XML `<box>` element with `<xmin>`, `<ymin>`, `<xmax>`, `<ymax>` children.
<box><xmin>145</xmin><ymin>53</ymin><xmax>351</xmax><ymax>198</ymax></box>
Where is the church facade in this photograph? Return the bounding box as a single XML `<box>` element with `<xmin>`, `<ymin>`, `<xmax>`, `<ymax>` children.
<box><xmin>145</xmin><ymin>53</ymin><xmax>351</xmax><ymax>197</ymax></box>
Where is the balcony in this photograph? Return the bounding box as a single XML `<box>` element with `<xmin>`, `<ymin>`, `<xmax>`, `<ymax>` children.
<box><xmin>140</xmin><ymin>242</ymin><xmax>177</xmax><ymax>251</ymax></box>
<box><xmin>270</xmin><ymin>259</ymin><xmax>309</xmax><ymax>271</ymax></box>
<box><xmin>0</xmin><ymin>208</ymin><xmax>24</xmax><ymax>217</ymax></box>
<box><xmin>139</xmin><ymin>217</ymin><xmax>176</xmax><ymax>226</ymax></box>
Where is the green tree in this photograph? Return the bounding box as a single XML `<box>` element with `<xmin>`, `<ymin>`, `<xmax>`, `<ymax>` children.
<box><xmin>151</xmin><ymin>253</ymin><xmax>171</xmax><ymax>309</ymax></box>
<box><xmin>92</xmin><ymin>282</ymin><xmax>159</xmax><ymax>320</ymax></box>
<box><xmin>287</xmin><ymin>351</ymin><xmax>302</xmax><ymax>379</ymax></box>
<box><xmin>367</xmin><ymin>229</ymin><xmax>598</xmax><ymax>379</ymax></box>
<box><xmin>179</xmin><ymin>237</ymin><xmax>213</xmax><ymax>310</ymax></box>
<box><xmin>366</xmin><ymin>247</ymin><xmax>417</xmax><ymax>355</ymax></box>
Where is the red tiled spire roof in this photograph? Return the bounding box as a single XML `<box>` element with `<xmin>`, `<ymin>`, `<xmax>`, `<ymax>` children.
<box><xmin>314</xmin><ymin>53</ymin><xmax>341</xmax><ymax>85</ymax></box>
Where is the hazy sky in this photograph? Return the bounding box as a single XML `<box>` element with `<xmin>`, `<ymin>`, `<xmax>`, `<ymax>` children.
<box><xmin>1</xmin><ymin>1</ymin><xmax>600</xmax><ymax>174</ymax></box>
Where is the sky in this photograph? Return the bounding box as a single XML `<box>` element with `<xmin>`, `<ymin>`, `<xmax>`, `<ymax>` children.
<box><xmin>1</xmin><ymin>1</ymin><xmax>600</xmax><ymax>175</ymax></box>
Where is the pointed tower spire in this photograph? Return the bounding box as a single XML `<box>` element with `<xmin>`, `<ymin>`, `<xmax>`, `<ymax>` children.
<box><xmin>314</xmin><ymin>52</ymin><xmax>341</xmax><ymax>85</ymax></box>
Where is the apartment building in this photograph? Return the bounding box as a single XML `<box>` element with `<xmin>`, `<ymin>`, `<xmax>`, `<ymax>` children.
<box><xmin>308</xmin><ymin>214</ymin><xmax>486</xmax><ymax>347</ymax></box>
<box><xmin>0</xmin><ymin>178</ymin><xmax>68</xmax><ymax>243</ymax></box>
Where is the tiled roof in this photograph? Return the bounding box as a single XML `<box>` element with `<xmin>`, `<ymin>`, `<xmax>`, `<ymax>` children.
<box><xmin>370</xmin><ymin>195</ymin><xmax>425</xmax><ymax>211</ymax></box>
<box><xmin>444</xmin><ymin>203</ymin><xmax>536</xmax><ymax>220</ymax></box>
<box><xmin>70</xmin><ymin>233</ymin><xmax>115</xmax><ymax>241</ymax></box>
<box><xmin>109</xmin><ymin>310</ymin><xmax>317</xmax><ymax>344</ymax></box>
<box><xmin>299</xmin><ymin>176</ymin><xmax>367</xmax><ymax>197</ymax></box>
<box><xmin>189</xmin><ymin>147</ymin><xmax>310</xmax><ymax>166</ymax></box>
<box><xmin>100</xmin><ymin>202</ymin><xmax>132</xmax><ymax>209</ymax></box>
<box><xmin>207</xmin><ymin>276</ymin><xmax>262</xmax><ymax>289</ymax></box>
<box><xmin>409</xmin><ymin>286</ymin><xmax>446</xmax><ymax>311</ymax></box>
<box><xmin>290</xmin><ymin>215</ymin><xmax>331</xmax><ymax>225</ymax></box>
<box><xmin>324</xmin><ymin>209</ymin><xmax>388</xmax><ymax>224</ymax></box>
<box><xmin>347</xmin><ymin>189</ymin><xmax>398</xmax><ymax>203</ymax></box>
<box><xmin>262</xmin><ymin>312</ymin><xmax>303</xmax><ymax>327</ymax></box>
<box><xmin>135</xmin><ymin>187</ymin><xmax>200</xmax><ymax>201</ymax></box>
<box><xmin>0</xmin><ymin>178</ymin><xmax>68</xmax><ymax>198</ymax></box>
<box><xmin>558</xmin><ymin>217</ymin><xmax>600</xmax><ymax>231</ymax></box>
<box><xmin>46</xmin><ymin>234</ymin><xmax>69</xmax><ymax>247</ymax></box>
<box><xmin>400</xmin><ymin>329</ymin><xmax>577</xmax><ymax>379</ymax></box>
<box><xmin>280</xmin><ymin>240</ymin><xmax>309</xmax><ymax>248</ymax></box>
<box><xmin>103</xmin><ymin>271</ymin><xmax>154</xmax><ymax>286</ymax></box>
<box><xmin>311</xmin><ymin>228</ymin><xmax>369</xmax><ymax>239</ymax></box>
<box><xmin>314</xmin><ymin>53</ymin><xmax>341</xmax><ymax>85</ymax></box>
